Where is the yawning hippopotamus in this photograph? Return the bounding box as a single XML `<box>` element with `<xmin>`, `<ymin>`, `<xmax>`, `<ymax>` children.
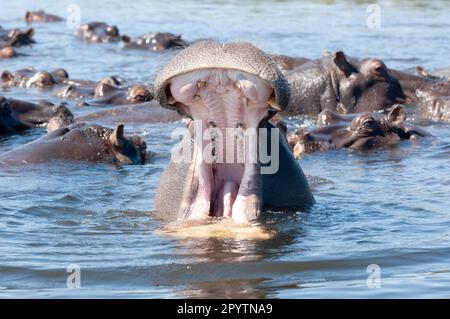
<box><xmin>153</xmin><ymin>41</ymin><xmax>315</xmax><ymax>223</ymax></box>
<box><xmin>122</xmin><ymin>32</ymin><xmax>187</xmax><ymax>51</ymax></box>
<box><xmin>1</xmin><ymin>67</ymin><xmax>68</xmax><ymax>89</ymax></box>
<box><xmin>25</xmin><ymin>10</ymin><xmax>63</xmax><ymax>23</ymax></box>
<box><xmin>286</xmin><ymin>51</ymin><xmax>405</xmax><ymax>115</ymax></box>
<box><xmin>288</xmin><ymin>105</ymin><xmax>430</xmax><ymax>158</ymax></box>
<box><xmin>0</xmin><ymin>123</ymin><xmax>146</xmax><ymax>166</ymax></box>
<box><xmin>76</xmin><ymin>22</ymin><xmax>121</xmax><ymax>43</ymax></box>
<box><xmin>0</xmin><ymin>96</ymin><xmax>73</xmax><ymax>134</ymax></box>
<box><xmin>0</xmin><ymin>26</ymin><xmax>35</xmax><ymax>47</ymax></box>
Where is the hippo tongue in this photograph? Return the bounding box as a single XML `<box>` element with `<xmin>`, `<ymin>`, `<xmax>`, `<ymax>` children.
<box><xmin>170</xmin><ymin>68</ymin><xmax>274</xmax><ymax>223</ymax></box>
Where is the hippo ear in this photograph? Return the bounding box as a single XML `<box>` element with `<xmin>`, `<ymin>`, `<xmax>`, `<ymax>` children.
<box><xmin>110</xmin><ymin>124</ymin><xmax>126</xmax><ymax>148</ymax></box>
<box><xmin>1</xmin><ymin>71</ymin><xmax>14</xmax><ymax>83</ymax></box>
<box><xmin>121</xmin><ymin>35</ymin><xmax>131</xmax><ymax>43</ymax></box>
<box><xmin>25</xmin><ymin>11</ymin><xmax>32</xmax><ymax>22</ymax></box>
<box><xmin>25</xmin><ymin>28</ymin><xmax>35</xmax><ymax>38</ymax></box>
<box><xmin>333</xmin><ymin>51</ymin><xmax>355</xmax><ymax>77</ymax></box>
<box><xmin>388</xmin><ymin>105</ymin><xmax>407</xmax><ymax>124</ymax></box>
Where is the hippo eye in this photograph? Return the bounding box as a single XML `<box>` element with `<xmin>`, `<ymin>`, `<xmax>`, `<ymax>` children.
<box><xmin>362</xmin><ymin>118</ymin><xmax>375</xmax><ymax>128</ymax></box>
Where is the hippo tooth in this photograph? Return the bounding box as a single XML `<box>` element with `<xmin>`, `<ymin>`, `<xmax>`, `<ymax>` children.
<box><xmin>197</xmin><ymin>80</ymin><xmax>206</xmax><ymax>89</ymax></box>
<box><xmin>167</xmin><ymin>96</ymin><xmax>177</xmax><ymax>105</ymax></box>
<box><xmin>268</xmin><ymin>97</ymin><xmax>281</xmax><ymax>111</ymax></box>
<box><xmin>242</xmin><ymin>97</ymin><xmax>248</xmax><ymax>108</ymax></box>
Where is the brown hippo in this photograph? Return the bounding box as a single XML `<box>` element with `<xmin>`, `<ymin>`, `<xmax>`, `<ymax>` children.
<box><xmin>76</xmin><ymin>22</ymin><xmax>120</xmax><ymax>43</ymax></box>
<box><xmin>0</xmin><ymin>123</ymin><xmax>146</xmax><ymax>166</ymax></box>
<box><xmin>1</xmin><ymin>67</ymin><xmax>68</xmax><ymax>88</ymax></box>
<box><xmin>0</xmin><ymin>96</ymin><xmax>73</xmax><ymax>134</ymax></box>
<box><xmin>288</xmin><ymin>106</ymin><xmax>430</xmax><ymax>158</ymax></box>
<box><xmin>122</xmin><ymin>32</ymin><xmax>187</xmax><ymax>51</ymax></box>
<box><xmin>0</xmin><ymin>26</ymin><xmax>35</xmax><ymax>47</ymax></box>
<box><xmin>76</xmin><ymin>101</ymin><xmax>182</xmax><ymax>124</ymax></box>
<box><xmin>25</xmin><ymin>10</ymin><xmax>63</xmax><ymax>23</ymax></box>
<box><xmin>153</xmin><ymin>40</ymin><xmax>315</xmax><ymax>224</ymax></box>
<box><xmin>286</xmin><ymin>51</ymin><xmax>405</xmax><ymax>115</ymax></box>
<box><xmin>83</xmin><ymin>84</ymin><xmax>154</xmax><ymax>106</ymax></box>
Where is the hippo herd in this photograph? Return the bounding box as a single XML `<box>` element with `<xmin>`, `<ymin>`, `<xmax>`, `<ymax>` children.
<box><xmin>1</xmin><ymin>10</ymin><xmax>450</xmax><ymax>223</ymax></box>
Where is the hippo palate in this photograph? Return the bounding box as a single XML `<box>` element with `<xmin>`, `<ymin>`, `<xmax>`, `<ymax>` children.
<box><xmin>169</xmin><ymin>69</ymin><xmax>275</xmax><ymax>223</ymax></box>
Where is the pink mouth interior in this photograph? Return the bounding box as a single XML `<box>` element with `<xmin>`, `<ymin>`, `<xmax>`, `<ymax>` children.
<box><xmin>169</xmin><ymin>68</ymin><xmax>274</xmax><ymax>223</ymax></box>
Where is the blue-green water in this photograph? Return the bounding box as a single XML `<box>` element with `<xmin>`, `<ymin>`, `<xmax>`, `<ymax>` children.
<box><xmin>0</xmin><ymin>0</ymin><xmax>449</xmax><ymax>298</ymax></box>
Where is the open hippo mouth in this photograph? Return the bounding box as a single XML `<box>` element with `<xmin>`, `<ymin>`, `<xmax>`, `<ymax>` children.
<box><xmin>155</xmin><ymin>41</ymin><xmax>289</xmax><ymax>223</ymax></box>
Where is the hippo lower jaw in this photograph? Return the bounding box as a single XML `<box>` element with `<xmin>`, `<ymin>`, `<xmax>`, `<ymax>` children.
<box><xmin>168</xmin><ymin>68</ymin><xmax>278</xmax><ymax>223</ymax></box>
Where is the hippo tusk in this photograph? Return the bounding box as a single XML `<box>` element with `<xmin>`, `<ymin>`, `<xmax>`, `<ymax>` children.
<box><xmin>268</xmin><ymin>96</ymin><xmax>281</xmax><ymax>111</ymax></box>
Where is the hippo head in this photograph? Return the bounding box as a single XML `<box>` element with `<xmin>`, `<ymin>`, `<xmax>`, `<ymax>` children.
<box><xmin>126</xmin><ymin>85</ymin><xmax>153</xmax><ymax>103</ymax></box>
<box><xmin>26</xmin><ymin>71</ymin><xmax>56</xmax><ymax>88</ymax></box>
<box><xmin>289</xmin><ymin>105</ymin><xmax>415</xmax><ymax>158</ymax></box>
<box><xmin>324</xmin><ymin>51</ymin><xmax>405</xmax><ymax>114</ymax></box>
<box><xmin>154</xmin><ymin>40</ymin><xmax>289</xmax><ymax>223</ymax></box>
<box><xmin>108</xmin><ymin>124</ymin><xmax>147</xmax><ymax>164</ymax></box>
<box><xmin>6</xmin><ymin>28</ymin><xmax>35</xmax><ymax>47</ymax></box>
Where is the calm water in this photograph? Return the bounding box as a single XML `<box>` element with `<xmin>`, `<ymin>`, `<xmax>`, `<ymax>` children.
<box><xmin>1</xmin><ymin>0</ymin><xmax>450</xmax><ymax>298</ymax></box>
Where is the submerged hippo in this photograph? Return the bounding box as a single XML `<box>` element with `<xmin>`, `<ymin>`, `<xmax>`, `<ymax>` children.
<box><xmin>0</xmin><ymin>123</ymin><xmax>146</xmax><ymax>166</ymax></box>
<box><xmin>0</xmin><ymin>26</ymin><xmax>35</xmax><ymax>47</ymax></box>
<box><xmin>82</xmin><ymin>84</ymin><xmax>154</xmax><ymax>106</ymax></box>
<box><xmin>286</xmin><ymin>51</ymin><xmax>405</xmax><ymax>115</ymax></box>
<box><xmin>76</xmin><ymin>22</ymin><xmax>120</xmax><ymax>43</ymax></box>
<box><xmin>55</xmin><ymin>76</ymin><xmax>125</xmax><ymax>100</ymax></box>
<box><xmin>288</xmin><ymin>106</ymin><xmax>430</xmax><ymax>158</ymax></box>
<box><xmin>1</xmin><ymin>67</ymin><xmax>68</xmax><ymax>88</ymax></box>
<box><xmin>153</xmin><ymin>40</ymin><xmax>315</xmax><ymax>224</ymax></box>
<box><xmin>76</xmin><ymin>100</ymin><xmax>182</xmax><ymax>124</ymax></box>
<box><xmin>0</xmin><ymin>96</ymin><xmax>73</xmax><ymax>134</ymax></box>
<box><xmin>122</xmin><ymin>32</ymin><xmax>187</xmax><ymax>51</ymax></box>
<box><xmin>25</xmin><ymin>10</ymin><xmax>63</xmax><ymax>23</ymax></box>
<box><xmin>388</xmin><ymin>67</ymin><xmax>450</xmax><ymax>122</ymax></box>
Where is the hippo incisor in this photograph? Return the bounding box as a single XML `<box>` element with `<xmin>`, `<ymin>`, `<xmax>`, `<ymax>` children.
<box><xmin>153</xmin><ymin>41</ymin><xmax>314</xmax><ymax>224</ymax></box>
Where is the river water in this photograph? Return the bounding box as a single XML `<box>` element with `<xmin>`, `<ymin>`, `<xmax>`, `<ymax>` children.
<box><xmin>0</xmin><ymin>0</ymin><xmax>449</xmax><ymax>298</ymax></box>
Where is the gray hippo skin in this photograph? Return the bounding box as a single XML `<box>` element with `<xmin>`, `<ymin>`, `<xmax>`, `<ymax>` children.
<box><xmin>25</xmin><ymin>10</ymin><xmax>63</xmax><ymax>23</ymax></box>
<box><xmin>388</xmin><ymin>68</ymin><xmax>450</xmax><ymax>122</ymax></box>
<box><xmin>287</xmin><ymin>51</ymin><xmax>405</xmax><ymax>115</ymax></box>
<box><xmin>288</xmin><ymin>105</ymin><xmax>430</xmax><ymax>158</ymax></box>
<box><xmin>76</xmin><ymin>22</ymin><xmax>120</xmax><ymax>43</ymax></box>
<box><xmin>0</xmin><ymin>123</ymin><xmax>146</xmax><ymax>166</ymax></box>
<box><xmin>0</xmin><ymin>96</ymin><xmax>73</xmax><ymax>134</ymax></box>
<box><xmin>153</xmin><ymin>40</ymin><xmax>315</xmax><ymax>224</ymax></box>
<box><xmin>77</xmin><ymin>101</ymin><xmax>182</xmax><ymax>124</ymax></box>
<box><xmin>122</xmin><ymin>32</ymin><xmax>187</xmax><ymax>51</ymax></box>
